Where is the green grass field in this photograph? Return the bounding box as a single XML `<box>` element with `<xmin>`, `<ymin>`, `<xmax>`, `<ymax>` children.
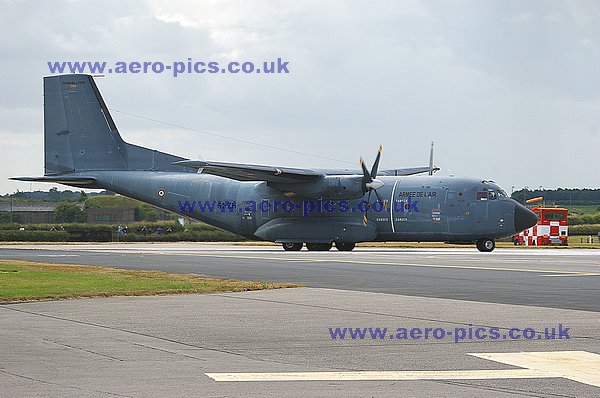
<box><xmin>564</xmin><ymin>205</ymin><xmax>600</xmax><ymax>215</ymax></box>
<box><xmin>0</xmin><ymin>260</ymin><xmax>298</xmax><ymax>302</ymax></box>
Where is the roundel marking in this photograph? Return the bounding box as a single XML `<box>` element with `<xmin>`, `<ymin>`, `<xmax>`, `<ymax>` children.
<box><xmin>157</xmin><ymin>188</ymin><xmax>166</xmax><ymax>198</ymax></box>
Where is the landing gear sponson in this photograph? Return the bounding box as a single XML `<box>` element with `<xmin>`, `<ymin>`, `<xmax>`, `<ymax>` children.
<box><xmin>282</xmin><ymin>242</ymin><xmax>356</xmax><ymax>251</ymax></box>
<box><xmin>283</xmin><ymin>240</ymin><xmax>494</xmax><ymax>252</ymax></box>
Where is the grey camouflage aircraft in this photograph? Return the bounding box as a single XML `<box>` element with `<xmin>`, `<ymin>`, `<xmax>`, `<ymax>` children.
<box><xmin>13</xmin><ymin>74</ymin><xmax>537</xmax><ymax>252</ymax></box>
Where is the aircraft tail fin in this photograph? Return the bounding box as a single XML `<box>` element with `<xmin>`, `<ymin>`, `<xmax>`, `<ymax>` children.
<box><xmin>43</xmin><ymin>74</ymin><xmax>187</xmax><ymax>175</ymax></box>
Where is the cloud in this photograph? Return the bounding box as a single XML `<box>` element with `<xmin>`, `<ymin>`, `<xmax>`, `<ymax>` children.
<box><xmin>1</xmin><ymin>0</ymin><xmax>599</xmax><ymax>194</ymax></box>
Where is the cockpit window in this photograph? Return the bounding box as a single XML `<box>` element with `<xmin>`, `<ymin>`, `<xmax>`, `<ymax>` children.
<box><xmin>478</xmin><ymin>188</ymin><xmax>507</xmax><ymax>200</ymax></box>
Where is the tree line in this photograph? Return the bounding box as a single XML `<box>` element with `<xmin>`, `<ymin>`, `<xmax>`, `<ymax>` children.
<box><xmin>511</xmin><ymin>188</ymin><xmax>600</xmax><ymax>205</ymax></box>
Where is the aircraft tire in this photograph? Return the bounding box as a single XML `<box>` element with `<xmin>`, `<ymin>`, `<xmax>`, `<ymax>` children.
<box><xmin>476</xmin><ymin>238</ymin><xmax>495</xmax><ymax>252</ymax></box>
<box><xmin>282</xmin><ymin>242</ymin><xmax>303</xmax><ymax>251</ymax></box>
<box><xmin>336</xmin><ymin>242</ymin><xmax>356</xmax><ymax>251</ymax></box>
<box><xmin>306</xmin><ymin>243</ymin><xmax>332</xmax><ymax>251</ymax></box>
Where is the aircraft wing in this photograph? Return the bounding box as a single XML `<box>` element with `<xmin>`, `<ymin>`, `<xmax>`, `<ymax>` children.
<box><xmin>317</xmin><ymin>166</ymin><xmax>439</xmax><ymax>176</ymax></box>
<box><xmin>378</xmin><ymin>166</ymin><xmax>440</xmax><ymax>176</ymax></box>
<box><xmin>174</xmin><ymin>160</ymin><xmax>323</xmax><ymax>183</ymax></box>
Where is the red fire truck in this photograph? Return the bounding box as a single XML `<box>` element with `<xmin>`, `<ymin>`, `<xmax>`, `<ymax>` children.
<box><xmin>513</xmin><ymin>197</ymin><xmax>568</xmax><ymax>246</ymax></box>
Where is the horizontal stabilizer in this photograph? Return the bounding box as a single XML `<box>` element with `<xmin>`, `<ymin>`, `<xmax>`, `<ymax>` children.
<box><xmin>11</xmin><ymin>176</ymin><xmax>98</xmax><ymax>187</ymax></box>
<box><xmin>174</xmin><ymin>160</ymin><xmax>323</xmax><ymax>183</ymax></box>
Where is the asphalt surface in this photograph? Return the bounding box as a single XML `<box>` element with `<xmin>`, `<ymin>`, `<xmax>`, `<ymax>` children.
<box><xmin>1</xmin><ymin>244</ymin><xmax>599</xmax><ymax>397</ymax></box>
<box><xmin>0</xmin><ymin>244</ymin><xmax>599</xmax><ymax>311</ymax></box>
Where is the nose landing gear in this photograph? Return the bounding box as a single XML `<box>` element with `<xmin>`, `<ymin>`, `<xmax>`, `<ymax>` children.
<box><xmin>476</xmin><ymin>238</ymin><xmax>495</xmax><ymax>252</ymax></box>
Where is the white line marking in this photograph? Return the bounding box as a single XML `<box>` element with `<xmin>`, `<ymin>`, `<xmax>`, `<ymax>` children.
<box><xmin>469</xmin><ymin>351</ymin><xmax>600</xmax><ymax>388</ymax></box>
<box><xmin>206</xmin><ymin>351</ymin><xmax>600</xmax><ymax>387</ymax></box>
<box><xmin>205</xmin><ymin>369</ymin><xmax>553</xmax><ymax>382</ymax></box>
<box><xmin>390</xmin><ymin>179</ymin><xmax>398</xmax><ymax>234</ymax></box>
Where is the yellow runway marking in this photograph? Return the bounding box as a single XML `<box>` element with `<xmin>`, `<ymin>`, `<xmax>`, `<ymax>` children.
<box><xmin>180</xmin><ymin>253</ymin><xmax>592</xmax><ymax>276</ymax></box>
<box><xmin>542</xmin><ymin>272</ymin><xmax>600</xmax><ymax>277</ymax></box>
<box><xmin>44</xmin><ymin>248</ymin><xmax>598</xmax><ymax>276</ymax></box>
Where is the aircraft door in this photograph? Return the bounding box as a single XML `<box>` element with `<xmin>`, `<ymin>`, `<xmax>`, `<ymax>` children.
<box><xmin>445</xmin><ymin>188</ymin><xmax>468</xmax><ymax>236</ymax></box>
<box><xmin>467</xmin><ymin>190</ymin><xmax>490</xmax><ymax>233</ymax></box>
<box><xmin>260</xmin><ymin>198</ymin><xmax>270</xmax><ymax>221</ymax></box>
<box><xmin>240</xmin><ymin>200</ymin><xmax>256</xmax><ymax>235</ymax></box>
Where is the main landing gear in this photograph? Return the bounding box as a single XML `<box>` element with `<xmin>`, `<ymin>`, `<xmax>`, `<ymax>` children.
<box><xmin>335</xmin><ymin>242</ymin><xmax>356</xmax><ymax>251</ymax></box>
<box><xmin>306</xmin><ymin>243</ymin><xmax>333</xmax><ymax>251</ymax></box>
<box><xmin>282</xmin><ymin>242</ymin><xmax>303</xmax><ymax>251</ymax></box>
<box><xmin>476</xmin><ymin>238</ymin><xmax>495</xmax><ymax>252</ymax></box>
<box><xmin>281</xmin><ymin>242</ymin><xmax>356</xmax><ymax>251</ymax></box>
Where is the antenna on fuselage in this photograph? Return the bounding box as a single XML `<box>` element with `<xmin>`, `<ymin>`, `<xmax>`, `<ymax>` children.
<box><xmin>428</xmin><ymin>141</ymin><xmax>435</xmax><ymax>176</ymax></box>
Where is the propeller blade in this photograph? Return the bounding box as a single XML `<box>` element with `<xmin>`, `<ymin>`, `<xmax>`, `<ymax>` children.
<box><xmin>360</xmin><ymin>157</ymin><xmax>372</xmax><ymax>183</ymax></box>
<box><xmin>361</xmin><ymin>146</ymin><xmax>385</xmax><ymax>225</ymax></box>
<box><xmin>374</xmin><ymin>189</ymin><xmax>386</xmax><ymax>210</ymax></box>
<box><xmin>363</xmin><ymin>190</ymin><xmax>372</xmax><ymax>226</ymax></box>
<box><xmin>371</xmin><ymin>145</ymin><xmax>382</xmax><ymax>179</ymax></box>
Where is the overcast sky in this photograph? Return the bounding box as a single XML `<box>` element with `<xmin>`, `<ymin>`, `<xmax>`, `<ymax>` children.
<box><xmin>1</xmin><ymin>0</ymin><xmax>598</xmax><ymax>194</ymax></box>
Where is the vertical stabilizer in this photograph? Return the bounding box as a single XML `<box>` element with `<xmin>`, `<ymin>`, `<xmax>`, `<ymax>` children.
<box><xmin>43</xmin><ymin>74</ymin><xmax>187</xmax><ymax>175</ymax></box>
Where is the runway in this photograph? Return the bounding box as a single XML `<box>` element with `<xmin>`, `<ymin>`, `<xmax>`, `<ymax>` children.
<box><xmin>1</xmin><ymin>244</ymin><xmax>599</xmax><ymax>397</ymax></box>
<box><xmin>1</xmin><ymin>244</ymin><xmax>599</xmax><ymax>311</ymax></box>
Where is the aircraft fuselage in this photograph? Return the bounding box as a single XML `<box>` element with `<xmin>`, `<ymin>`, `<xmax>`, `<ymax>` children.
<box><xmin>81</xmin><ymin>171</ymin><xmax>531</xmax><ymax>245</ymax></box>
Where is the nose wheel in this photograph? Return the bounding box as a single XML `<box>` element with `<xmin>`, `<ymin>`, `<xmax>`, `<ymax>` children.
<box><xmin>476</xmin><ymin>238</ymin><xmax>495</xmax><ymax>252</ymax></box>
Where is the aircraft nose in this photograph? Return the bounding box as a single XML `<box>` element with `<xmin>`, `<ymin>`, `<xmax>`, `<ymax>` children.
<box><xmin>514</xmin><ymin>203</ymin><xmax>538</xmax><ymax>232</ymax></box>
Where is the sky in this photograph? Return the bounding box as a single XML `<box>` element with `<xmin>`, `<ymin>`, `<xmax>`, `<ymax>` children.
<box><xmin>1</xmin><ymin>0</ymin><xmax>599</xmax><ymax>195</ymax></box>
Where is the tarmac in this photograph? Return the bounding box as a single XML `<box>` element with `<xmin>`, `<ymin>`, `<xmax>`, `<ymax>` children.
<box><xmin>0</xmin><ymin>244</ymin><xmax>599</xmax><ymax>397</ymax></box>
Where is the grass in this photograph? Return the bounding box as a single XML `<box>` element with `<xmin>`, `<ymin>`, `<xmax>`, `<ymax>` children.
<box><xmin>0</xmin><ymin>260</ymin><xmax>299</xmax><ymax>302</ymax></box>
<box><xmin>564</xmin><ymin>205</ymin><xmax>600</xmax><ymax>215</ymax></box>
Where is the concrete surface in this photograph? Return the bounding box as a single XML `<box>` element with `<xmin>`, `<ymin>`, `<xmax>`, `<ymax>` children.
<box><xmin>1</xmin><ymin>244</ymin><xmax>599</xmax><ymax>397</ymax></box>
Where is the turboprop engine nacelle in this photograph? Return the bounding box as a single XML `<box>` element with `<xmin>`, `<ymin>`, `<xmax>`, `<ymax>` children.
<box><xmin>273</xmin><ymin>175</ymin><xmax>366</xmax><ymax>199</ymax></box>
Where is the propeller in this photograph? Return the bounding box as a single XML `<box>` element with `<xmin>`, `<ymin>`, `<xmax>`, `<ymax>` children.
<box><xmin>360</xmin><ymin>145</ymin><xmax>385</xmax><ymax>226</ymax></box>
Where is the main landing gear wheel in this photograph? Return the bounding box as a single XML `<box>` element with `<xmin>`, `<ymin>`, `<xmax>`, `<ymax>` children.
<box><xmin>476</xmin><ymin>238</ymin><xmax>495</xmax><ymax>252</ymax></box>
<box><xmin>306</xmin><ymin>243</ymin><xmax>333</xmax><ymax>251</ymax></box>
<box><xmin>336</xmin><ymin>242</ymin><xmax>356</xmax><ymax>251</ymax></box>
<box><xmin>282</xmin><ymin>242</ymin><xmax>303</xmax><ymax>251</ymax></box>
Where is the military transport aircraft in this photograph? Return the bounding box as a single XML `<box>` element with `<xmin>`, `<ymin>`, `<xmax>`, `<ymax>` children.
<box><xmin>13</xmin><ymin>74</ymin><xmax>537</xmax><ymax>252</ymax></box>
